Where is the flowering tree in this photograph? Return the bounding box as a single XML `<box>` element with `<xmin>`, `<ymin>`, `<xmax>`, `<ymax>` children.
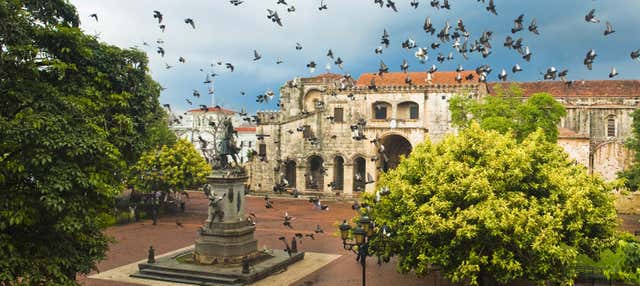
<box><xmin>130</xmin><ymin>139</ymin><xmax>211</xmax><ymax>194</ymax></box>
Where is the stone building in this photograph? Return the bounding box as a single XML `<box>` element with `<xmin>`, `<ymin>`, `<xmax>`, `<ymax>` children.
<box><xmin>248</xmin><ymin>72</ymin><xmax>640</xmax><ymax>196</ymax></box>
<box><xmin>490</xmin><ymin>81</ymin><xmax>640</xmax><ymax>181</ymax></box>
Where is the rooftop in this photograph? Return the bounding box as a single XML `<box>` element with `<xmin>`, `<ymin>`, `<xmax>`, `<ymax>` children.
<box><xmin>235</xmin><ymin>126</ymin><xmax>257</xmax><ymax>132</ymax></box>
<box><xmin>356</xmin><ymin>71</ymin><xmax>479</xmax><ymax>87</ymax></box>
<box><xmin>488</xmin><ymin>80</ymin><xmax>640</xmax><ymax>97</ymax></box>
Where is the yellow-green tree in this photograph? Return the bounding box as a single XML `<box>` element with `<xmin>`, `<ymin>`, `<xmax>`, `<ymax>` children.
<box><xmin>363</xmin><ymin>123</ymin><xmax>618</xmax><ymax>285</ymax></box>
<box><xmin>130</xmin><ymin>139</ymin><xmax>211</xmax><ymax>194</ymax></box>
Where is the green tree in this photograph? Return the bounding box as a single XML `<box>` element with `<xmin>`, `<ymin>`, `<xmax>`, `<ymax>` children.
<box><xmin>450</xmin><ymin>84</ymin><xmax>566</xmax><ymax>142</ymax></box>
<box><xmin>363</xmin><ymin>123</ymin><xmax>618</xmax><ymax>285</ymax></box>
<box><xmin>0</xmin><ymin>0</ymin><xmax>174</xmax><ymax>284</ymax></box>
<box><xmin>130</xmin><ymin>139</ymin><xmax>211</xmax><ymax>194</ymax></box>
<box><xmin>620</xmin><ymin>110</ymin><xmax>640</xmax><ymax>191</ymax></box>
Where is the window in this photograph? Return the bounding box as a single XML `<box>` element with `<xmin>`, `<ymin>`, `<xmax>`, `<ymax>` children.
<box><xmin>248</xmin><ymin>141</ymin><xmax>252</xmax><ymax>148</ymax></box>
<box><xmin>409</xmin><ymin>104</ymin><xmax>419</xmax><ymax>119</ymax></box>
<box><xmin>258</xmin><ymin>143</ymin><xmax>267</xmax><ymax>157</ymax></box>
<box><xmin>374</xmin><ymin>106</ymin><xmax>387</xmax><ymax>120</ymax></box>
<box><xmin>607</xmin><ymin>116</ymin><xmax>616</xmax><ymax>137</ymax></box>
<box><xmin>334</xmin><ymin>108</ymin><xmax>344</xmax><ymax>122</ymax></box>
<box><xmin>302</xmin><ymin>125</ymin><xmax>313</xmax><ymax>139</ymax></box>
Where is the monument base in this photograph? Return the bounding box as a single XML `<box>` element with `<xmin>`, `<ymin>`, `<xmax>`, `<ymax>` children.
<box><xmin>195</xmin><ymin>221</ymin><xmax>258</xmax><ymax>264</ymax></box>
<box><xmin>131</xmin><ymin>247</ymin><xmax>304</xmax><ymax>286</ymax></box>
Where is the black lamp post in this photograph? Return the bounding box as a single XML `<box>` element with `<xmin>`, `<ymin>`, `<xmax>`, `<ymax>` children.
<box><xmin>339</xmin><ymin>215</ymin><xmax>375</xmax><ymax>286</ymax></box>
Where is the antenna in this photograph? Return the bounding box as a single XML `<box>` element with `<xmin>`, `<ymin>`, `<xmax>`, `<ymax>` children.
<box><xmin>210</xmin><ymin>82</ymin><xmax>215</xmax><ymax>107</ymax></box>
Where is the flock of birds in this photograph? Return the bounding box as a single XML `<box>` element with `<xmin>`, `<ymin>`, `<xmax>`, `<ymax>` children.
<box><xmin>261</xmin><ymin>193</ymin><xmax>329</xmax><ymax>256</ymax></box>
<box><xmin>260</xmin><ymin>183</ymin><xmax>393</xmax><ymax>257</ymax></box>
<box><xmin>86</xmin><ymin>0</ymin><xmax>640</xmax><ymax>123</ymax></box>
<box><xmin>86</xmin><ymin>0</ymin><xmax>638</xmax><ymax>254</ymax></box>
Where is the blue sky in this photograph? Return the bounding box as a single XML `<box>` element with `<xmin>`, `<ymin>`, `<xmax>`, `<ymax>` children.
<box><xmin>70</xmin><ymin>0</ymin><xmax>640</xmax><ymax>115</ymax></box>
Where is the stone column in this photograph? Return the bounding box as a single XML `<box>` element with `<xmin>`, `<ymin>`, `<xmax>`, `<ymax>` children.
<box><xmin>365</xmin><ymin>159</ymin><xmax>377</xmax><ymax>194</ymax></box>
<box><xmin>296</xmin><ymin>164</ymin><xmax>306</xmax><ymax>191</ymax></box>
<box><xmin>343</xmin><ymin>163</ymin><xmax>354</xmax><ymax>196</ymax></box>
<box><xmin>326</xmin><ymin>162</ymin><xmax>335</xmax><ymax>194</ymax></box>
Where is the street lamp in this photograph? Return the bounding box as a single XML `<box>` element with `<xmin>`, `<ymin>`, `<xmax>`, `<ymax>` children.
<box><xmin>338</xmin><ymin>216</ymin><xmax>375</xmax><ymax>286</ymax></box>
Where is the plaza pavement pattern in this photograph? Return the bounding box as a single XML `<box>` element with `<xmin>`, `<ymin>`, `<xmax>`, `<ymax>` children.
<box><xmin>78</xmin><ymin>191</ymin><xmax>447</xmax><ymax>286</ymax></box>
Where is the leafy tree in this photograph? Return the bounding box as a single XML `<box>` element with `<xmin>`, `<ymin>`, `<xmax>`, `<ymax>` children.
<box><xmin>0</xmin><ymin>0</ymin><xmax>174</xmax><ymax>284</ymax></box>
<box><xmin>363</xmin><ymin>123</ymin><xmax>618</xmax><ymax>285</ymax></box>
<box><xmin>130</xmin><ymin>139</ymin><xmax>211</xmax><ymax>194</ymax></box>
<box><xmin>620</xmin><ymin>110</ymin><xmax>640</xmax><ymax>191</ymax></box>
<box><xmin>450</xmin><ymin>84</ymin><xmax>566</xmax><ymax>142</ymax></box>
<box><xmin>606</xmin><ymin>235</ymin><xmax>640</xmax><ymax>284</ymax></box>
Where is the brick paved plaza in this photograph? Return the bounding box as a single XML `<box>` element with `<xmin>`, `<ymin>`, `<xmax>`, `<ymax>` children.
<box><xmin>78</xmin><ymin>191</ymin><xmax>449</xmax><ymax>286</ymax></box>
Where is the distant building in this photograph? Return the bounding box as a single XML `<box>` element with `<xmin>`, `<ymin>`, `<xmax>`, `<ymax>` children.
<box><xmin>171</xmin><ymin>106</ymin><xmax>257</xmax><ymax>165</ymax></box>
<box><xmin>490</xmin><ymin>80</ymin><xmax>639</xmax><ymax>181</ymax></box>
<box><xmin>248</xmin><ymin>72</ymin><xmax>639</xmax><ymax>196</ymax></box>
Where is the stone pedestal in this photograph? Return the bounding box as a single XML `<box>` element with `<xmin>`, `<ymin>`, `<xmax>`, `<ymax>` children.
<box><xmin>194</xmin><ymin>173</ymin><xmax>258</xmax><ymax>264</ymax></box>
<box><xmin>132</xmin><ymin>171</ymin><xmax>304</xmax><ymax>285</ymax></box>
<box><xmin>194</xmin><ymin>221</ymin><xmax>258</xmax><ymax>264</ymax></box>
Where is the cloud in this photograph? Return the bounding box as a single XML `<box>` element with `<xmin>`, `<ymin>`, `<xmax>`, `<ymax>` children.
<box><xmin>70</xmin><ymin>0</ymin><xmax>640</xmax><ymax>114</ymax></box>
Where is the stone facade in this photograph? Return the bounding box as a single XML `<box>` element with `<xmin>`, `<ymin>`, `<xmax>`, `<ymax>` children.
<box><xmin>249</xmin><ymin>73</ymin><xmax>640</xmax><ymax>195</ymax></box>
<box><xmin>492</xmin><ymin>81</ymin><xmax>640</xmax><ymax>181</ymax></box>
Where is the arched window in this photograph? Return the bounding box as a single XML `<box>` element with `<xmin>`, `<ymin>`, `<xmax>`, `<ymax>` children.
<box><xmin>304</xmin><ymin>90</ymin><xmax>322</xmax><ymax>112</ymax></box>
<box><xmin>607</xmin><ymin>115</ymin><xmax>616</xmax><ymax>137</ymax></box>
<box><xmin>306</xmin><ymin>156</ymin><xmax>324</xmax><ymax>190</ymax></box>
<box><xmin>285</xmin><ymin>161</ymin><xmax>296</xmax><ymax>188</ymax></box>
<box><xmin>353</xmin><ymin>157</ymin><xmax>366</xmax><ymax>192</ymax></box>
<box><xmin>372</xmin><ymin>102</ymin><xmax>391</xmax><ymax>120</ymax></box>
<box><xmin>398</xmin><ymin>101</ymin><xmax>419</xmax><ymax>120</ymax></box>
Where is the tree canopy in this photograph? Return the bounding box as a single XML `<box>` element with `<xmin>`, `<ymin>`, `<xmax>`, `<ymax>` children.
<box><xmin>130</xmin><ymin>139</ymin><xmax>211</xmax><ymax>194</ymax></box>
<box><xmin>450</xmin><ymin>84</ymin><xmax>566</xmax><ymax>142</ymax></box>
<box><xmin>620</xmin><ymin>109</ymin><xmax>640</xmax><ymax>191</ymax></box>
<box><xmin>363</xmin><ymin>123</ymin><xmax>618</xmax><ymax>285</ymax></box>
<box><xmin>0</xmin><ymin>0</ymin><xmax>174</xmax><ymax>283</ymax></box>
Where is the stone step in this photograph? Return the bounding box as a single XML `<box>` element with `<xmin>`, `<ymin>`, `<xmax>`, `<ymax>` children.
<box><xmin>135</xmin><ymin>268</ymin><xmax>244</xmax><ymax>285</ymax></box>
<box><xmin>131</xmin><ymin>272</ymin><xmax>244</xmax><ymax>286</ymax></box>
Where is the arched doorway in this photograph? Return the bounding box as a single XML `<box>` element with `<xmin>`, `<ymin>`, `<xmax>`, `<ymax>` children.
<box><xmin>333</xmin><ymin>156</ymin><xmax>344</xmax><ymax>191</ymax></box>
<box><xmin>306</xmin><ymin>155</ymin><xmax>324</xmax><ymax>190</ymax></box>
<box><xmin>285</xmin><ymin>161</ymin><xmax>296</xmax><ymax>188</ymax></box>
<box><xmin>592</xmin><ymin>142</ymin><xmax>632</xmax><ymax>182</ymax></box>
<box><xmin>380</xmin><ymin>134</ymin><xmax>412</xmax><ymax>171</ymax></box>
<box><xmin>353</xmin><ymin>157</ymin><xmax>366</xmax><ymax>192</ymax></box>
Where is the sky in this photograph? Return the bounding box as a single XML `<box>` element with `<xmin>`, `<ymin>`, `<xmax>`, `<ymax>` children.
<box><xmin>69</xmin><ymin>0</ymin><xmax>640</xmax><ymax>115</ymax></box>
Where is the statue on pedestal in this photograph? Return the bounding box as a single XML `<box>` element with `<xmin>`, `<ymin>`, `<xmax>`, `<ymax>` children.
<box><xmin>216</xmin><ymin>117</ymin><xmax>240</xmax><ymax>170</ymax></box>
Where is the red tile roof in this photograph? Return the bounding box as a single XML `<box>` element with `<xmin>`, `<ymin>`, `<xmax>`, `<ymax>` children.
<box><xmin>235</xmin><ymin>126</ymin><xmax>256</xmax><ymax>132</ymax></box>
<box><xmin>187</xmin><ymin>106</ymin><xmax>236</xmax><ymax>114</ymax></box>
<box><xmin>356</xmin><ymin>71</ymin><xmax>480</xmax><ymax>87</ymax></box>
<box><xmin>488</xmin><ymin>80</ymin><xmax>640</xmax><ymax>97</ymax></box>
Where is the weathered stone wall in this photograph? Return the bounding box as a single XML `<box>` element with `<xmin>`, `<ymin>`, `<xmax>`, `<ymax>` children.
<box><xmin>593</xmin><ymin>141</ymin><xmax>634</xmax><ymax>181</ymax></box>
<box><xmin>557</xmin><ymin>138</ymin><xmax>591</xmax><ymax>169</ymax></box>
<box><xmin>559</xmin><ymin>97</ymin><xmax>639</xmax><ymax>141</ymax></box>
<box><xmin>557</xmin><ymin>96</ymin><xmax>638</xmax><ymax>180</ymax></box>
